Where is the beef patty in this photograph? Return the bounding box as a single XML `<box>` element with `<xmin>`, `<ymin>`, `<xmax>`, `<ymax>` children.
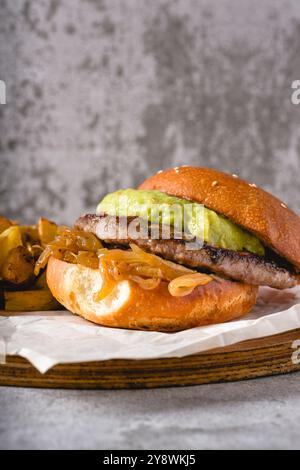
<box><xmin>75</xmin><ymin>214</ymin><xmax>298</xmax><ymax>290</ymax></box>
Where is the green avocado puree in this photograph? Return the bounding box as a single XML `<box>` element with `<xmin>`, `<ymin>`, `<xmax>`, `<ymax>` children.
<box><xmin>97</xmin><ymin>189</ymin><xmax>264</xmax><ymax>256</ymax></box>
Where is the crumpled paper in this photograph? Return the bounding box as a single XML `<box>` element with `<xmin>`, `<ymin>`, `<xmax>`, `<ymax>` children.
<box><xmin>1</xmin><ymin>286</ymin><xmax>300</xmax><ymax>373</ymax></box>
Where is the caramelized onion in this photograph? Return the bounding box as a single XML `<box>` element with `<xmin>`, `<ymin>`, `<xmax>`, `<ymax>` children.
<box><xmin>97</xmin><ymin>243</ymin><xmax>193</xmax><ymax>282</ymax></box>
<box><xmin>168</xmin><ymin>273</ymin><xmax>213</xmax><ymax>297</ymax></box>
<box><xmin>35</xmin><ymin>228</ymin><xmax>102</xmax><ymax>275</ymax></box>
<box><xmin>35</xmin><ymin>229</ymin><xmax>213</xmax><ymax>299</ymax></box>
<box><xmin>94</xmin><ymin>260</ymin><xmax>116</xmax><ymax>301</ymax></box>
<box><xmin>76</xmin><ymin>251</ymin><xmax>99</xmax><ymax>269</ymax></box>
<box><xmin>128</xmin><ymin>275</ymin><xmax>161</xmax><ymax>290</ymax></box>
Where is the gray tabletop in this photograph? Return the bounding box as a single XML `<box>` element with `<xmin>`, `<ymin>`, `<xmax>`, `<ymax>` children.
<box><xmin>1</xmin><ymin>372</ymin><xmax>300</xmax><ymax>450</ymax></box>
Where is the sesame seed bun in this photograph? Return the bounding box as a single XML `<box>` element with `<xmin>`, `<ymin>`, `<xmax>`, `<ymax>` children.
<box><xmin>46</xmin><ymin>256</ymin><xmax>258</xmax><ymax>332</ymax></box>
<box><xmin>139</xmin><ymin>166</ymin><xmax>300</xmax><ymax>270</ymax></box>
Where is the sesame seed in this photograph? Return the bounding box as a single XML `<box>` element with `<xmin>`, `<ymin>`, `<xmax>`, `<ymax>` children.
<box><xmin>281</xmin><ymin>203</ymin><xmax>287</xmax><ymax>208</ymax></box>
<box><xmin>174</xmin><ymin>167</ymin><xmax>180</xmax><ymax>173</ymax></box>
<box><xmin>232</xmin><ymin>174</ymin><xmax>238</xmax><ymax>178</ymax></box>
<box><xmin>157</xmin><ymin>170</ymin><xmax>163</xmax><ymax>174</ymax></box>
<box><xmin>249</xmin><ymin>183</ymin><xmax>257</xmax><ymax>188</ymax></box>
<box><xmin>212</xmin><ymin>181</ymin><xmax>218</xmax><ymax>187</ymax></box>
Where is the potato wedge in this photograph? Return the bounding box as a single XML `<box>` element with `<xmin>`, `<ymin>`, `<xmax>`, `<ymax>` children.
<box><xmin>38</xmin><ymin>218</ymin><xmax>58</xmax><ymax>246</ymax></box>
<box><xmin>20</xmin><ymin>225</ymin><xmax>39</xmax><ymax>245</ymax></box>
<box><xmin>0</xmin><ymin>216</ymin><xmax>13</xmax><ymax>235</ymax></box>
<box><xmin>0</xmin><ymin>216</ymin><xmax>65</xmax><ymax>311</ymax></box>
<box><xmin>0</xmin><ymin>226</ymin><xmax>23</xmax><ymax>270</ymax></box>
<box><xmin>4</xmin><ymin>288</ymin><xmax>61</xmax><ymax>311</ymax></box>
<box><xmin>1</xmin><ymin>246</ymin><xmax>34</xmax><ymax>285</ymax></box>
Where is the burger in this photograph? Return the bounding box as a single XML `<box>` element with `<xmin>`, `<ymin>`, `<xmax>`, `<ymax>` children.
<box><xmin>40</xmin><ymin>167</ymin><xmax>300</xmax><ymax>331</ymax></box>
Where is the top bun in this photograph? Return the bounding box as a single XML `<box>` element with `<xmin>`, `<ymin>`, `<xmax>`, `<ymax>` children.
<box><xmin>139</xmin><ymin>166</ymin><xmax>300</xmax><ymax>270</ymax></box>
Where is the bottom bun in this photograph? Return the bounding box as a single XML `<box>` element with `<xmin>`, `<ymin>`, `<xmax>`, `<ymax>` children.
<box><xmin>47</xmin><ymin>256</ymin><xmax>258</xmax><ymax>332</ymax></box>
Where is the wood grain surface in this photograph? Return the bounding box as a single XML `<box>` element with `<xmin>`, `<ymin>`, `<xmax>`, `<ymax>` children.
<box><xmin>1</xmin><ymin>329</ymin><xmax>300</xmax><ymax>389</ymax></box>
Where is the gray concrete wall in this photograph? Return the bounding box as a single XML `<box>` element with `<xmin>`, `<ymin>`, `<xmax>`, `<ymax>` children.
<box><xmin>1</xmin><ymin>0</ymin><xmax>300</xmax><ymax>224</ymax></box>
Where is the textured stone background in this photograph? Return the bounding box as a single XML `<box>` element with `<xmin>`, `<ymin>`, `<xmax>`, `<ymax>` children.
<box><xmin>0</xmin><ymin>0</ymin><xmax>300</xmax><ymax>224</ymax></box>
<box><xmin>1</xmin><ymin>374</ymin><xmax>300</xmax><ymax>449</ymax></box>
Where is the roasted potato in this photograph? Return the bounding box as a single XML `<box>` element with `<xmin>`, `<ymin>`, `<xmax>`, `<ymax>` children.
<box><xmin>4</xmin><ymin>288</ymin><xmax>61</xmax><ymax>311</ymax></box>
<box><xmin>0</xmin><ymin>216</ymin><xmax>13</xmax><ymax>235</ymax></box>
<box><xmin>38</xmin><ymin>217</ymin><xmax>58</xmax><ymax>246</ymax></box>
<box><xmin>0</xmin><ymin>216</ymin><xmax>63</xmax><ymax>311</ymax></box>
<box><xmin>20</xmin><ymin>225</ymin><xmax>39</xmax><ymax>245</ymax></box>
<box><xmin>0</xmin><ymin>226</ymin><xmax>23</xmax><ymax>270</ymax></box>
<box><xmin>1</xmin><ymin>246</ymin><xmax>34</xmax><ymax>285</ymax></box>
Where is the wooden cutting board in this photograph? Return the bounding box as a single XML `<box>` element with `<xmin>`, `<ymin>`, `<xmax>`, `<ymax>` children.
<box><xmin>1</xmin><ymin>328</ymin><xmax>300</xmax><ymax>389</ymax></box>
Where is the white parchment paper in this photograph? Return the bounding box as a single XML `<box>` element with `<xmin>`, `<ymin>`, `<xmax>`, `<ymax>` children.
<box><xmin>1</xmin><ymin>286</ymin><xmax>300</xmax><ymax>373</ymax></box>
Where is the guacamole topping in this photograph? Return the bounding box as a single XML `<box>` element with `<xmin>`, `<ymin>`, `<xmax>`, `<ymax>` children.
<box><xmin>97</xmin><ymin>189</ymin><xmax>265</xmax><ymax>256</ymax></box>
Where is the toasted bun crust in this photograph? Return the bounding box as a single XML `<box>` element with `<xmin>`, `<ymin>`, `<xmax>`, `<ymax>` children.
<box><xmin>47</xmin><ymin>256</ymin><xmax>258</xmax><ymax>332</ymax></box>
<box><xmin>139</xmin><ymin>166</ymin><xmax>300</xmax><ymax>270</ymax></box>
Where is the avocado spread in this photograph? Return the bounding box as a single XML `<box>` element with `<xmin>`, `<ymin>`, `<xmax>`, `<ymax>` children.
<box><xmin>97</xmin><ymin>189</ymin><xmax>265</xmax><ymax>256</ymax></box>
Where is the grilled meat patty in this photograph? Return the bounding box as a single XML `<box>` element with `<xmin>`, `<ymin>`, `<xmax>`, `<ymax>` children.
<box><xmin>75</xmin><ymin>214</ymin><xmax>298</xmax><ymax>290</ymax></box>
